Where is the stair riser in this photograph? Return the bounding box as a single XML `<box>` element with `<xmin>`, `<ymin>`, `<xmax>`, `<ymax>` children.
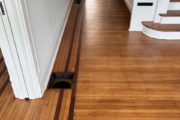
<box><xmin>168</xmin><ymin>2</ymin><xmax>180</xmax><ymax>10</ymax></box>
<box><xmin>142</xmin><ymin>26</ymin><xmax>180</xmax><ymax>40</ymax></box>
<box><xmin>160</xmin><ymin>17</ymin><xmax>180</xmax><ymax>24</ymax></box>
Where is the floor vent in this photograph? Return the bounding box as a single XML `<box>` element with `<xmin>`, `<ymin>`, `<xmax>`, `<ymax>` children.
<box><xmin>48</xmin><ymin>72</ymin><xmax>74</xmax><ymax>89</ymax></box>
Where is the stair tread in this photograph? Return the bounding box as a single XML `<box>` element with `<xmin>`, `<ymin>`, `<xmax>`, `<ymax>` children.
<box><xmin>170</xmin><ymin>0</ymin><xmax>180</xmax><ymax>2</ymax></box>
<box><xmin>160</xmin><ymin>10</ymin><xmax>180</xmax><ymax>17</ymax></box>
<box><xmin>142</xmin><ymin>21</ymin><xmax>180</xmax><ymax>32</ymax></box>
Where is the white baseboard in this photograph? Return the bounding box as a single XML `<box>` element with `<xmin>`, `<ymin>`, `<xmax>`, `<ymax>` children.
<box><xmin>124</xmin><ymin>0</ymin><xmax>133</xmax><ymax>13</ymax></box>
<box><xmin>39</xmin><ymin>0</ymin><xmax>73</xmax><ymax>97</ymax></box>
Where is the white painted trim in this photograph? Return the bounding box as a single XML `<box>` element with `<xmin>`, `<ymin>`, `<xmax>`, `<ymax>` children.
<box><xmin>5</xmin><ymin>0</ymin><xmax>41</xmax><ymax>99</ymax></box>
<box><xmin>124</xmin><ymin>0</ymin><xmax>133</xmax><ymax>13</ymax></box>
<box><xmin>160</xmin><ymin>16</ymin><xmax>180</xmax><ymax>24</ymax></box>
<box><xmin>168</xmin><ymin>2</ymin><xmax>180</xmax><ymax>10</ymax></box>
<box><xmin>20</xmin><ymin>1</ymin><xmax>40</xmax><ymax>74</ymax></box>
<box><xmin>1</xmin><ymin>0</ymin><xmax>30</xmax><ymax>99</ymax></box>
<box><xmin>142</xmin><ymin>25</ymin><xmax>180</xmax><ymax>40</ymax></box>
<box><xmin>4</xmin><ymin>0</ymin><xmax>74</xmax><ymax>99</ymax></box>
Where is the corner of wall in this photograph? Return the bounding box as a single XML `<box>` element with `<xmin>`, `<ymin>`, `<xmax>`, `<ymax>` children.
<box><xmin>39</xmin><ymin>0</ymin><xmax>73</xmax><ymax>97</ymax></box>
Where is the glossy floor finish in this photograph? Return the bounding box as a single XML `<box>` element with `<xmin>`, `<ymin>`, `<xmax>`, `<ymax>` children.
<box><xmin>0</xmin><ymin>3</ymin><xmax>79</xmax><ymax>120</ymax></box>
<box><xmin>142</xmin><ymin>22</ymin><xmax>180</xmax><ymax>32</ymax></box>
<box><xmin>0</xmin><ymin>1</ymin><xmax>82</xmax><ymax>119</ymax></box>
<box><xmin>1</xmin><ymin>0</ymin><xmax>180</xmax><ymax>120</ymax></box>
<box><xmin>74</xmin><ymin>0</ymin><xmax>180</xmax><ymax>120</ymax></box>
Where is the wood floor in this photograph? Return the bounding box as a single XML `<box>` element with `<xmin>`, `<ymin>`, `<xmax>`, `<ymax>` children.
<box><xmin>74</xmin><ymin>0</ymin><xmax>180</xmax><ymax>120</ymax></box>
<box><xmin>1</xmin><ymin>0</ymin><xmax>180</xmax><ymax>120</ymax></box>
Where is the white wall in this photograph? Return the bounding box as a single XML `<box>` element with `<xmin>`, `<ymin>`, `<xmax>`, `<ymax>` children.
<box><xmin>24</xmin><ymin>0</ymin><xmax>73</xmax><ymax>98</ymax></box>
<box><xmin>26</xmin><ymin>0</ymin><xmax>71</xmax><ymax>71</ymax></box>
<box><xmin>2</xmin><ymin>0</ymin><xmax>73</xmax><ymax>99</ymax></box>
<box><xmin>3</xmin><ymin>0</ymin><xmax>72</xmax><ymax>99</ymax></box>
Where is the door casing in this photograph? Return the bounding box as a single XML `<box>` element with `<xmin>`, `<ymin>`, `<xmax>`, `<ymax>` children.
<box><xmin>0</xmin><ymin>0</ymin><xmax>29</xmax><ymax>98</ymax></box>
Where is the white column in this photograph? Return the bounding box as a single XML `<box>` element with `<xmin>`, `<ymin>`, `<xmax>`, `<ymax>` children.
<box><xmin>129</xmin><ymin>0</ymin><xmax>158</xmax><ymax>31</ymax></box>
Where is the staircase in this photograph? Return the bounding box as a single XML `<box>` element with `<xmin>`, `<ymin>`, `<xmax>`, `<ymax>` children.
<box><xmin>142</xmin><ymin>0</ymin><xmax>180</xmax><ymax>40</ymax></box>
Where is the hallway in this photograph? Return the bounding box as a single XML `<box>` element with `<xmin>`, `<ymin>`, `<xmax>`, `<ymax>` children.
<box><xmin>74</xmin><ymin>0</ymin><xmax>180</xmax><ymax>119</ymax></box>
<box><xmin>0</xmin><ymin>0</ymin><xmax>180</xmax><ymax>119</ymax></box>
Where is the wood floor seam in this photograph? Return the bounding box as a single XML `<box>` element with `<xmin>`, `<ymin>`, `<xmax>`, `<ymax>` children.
<box><xmin>0</xmin><ymin>75</ymin><xmax>9</xmax><ymax>96</ymax></box>
<box><xmin>1</xmin><ymin>0</ymin><xmax>180</xmax><ymax>119</ymax></box>
<box><xmin>68</xmin><ymin>1</ymin><xmax>84</xmax><ymax>120</ymax></box>
<box><xmin>65</xmin><ymin>5</ymin><xmax>80</xmax><ymax>72</ymax></box>
<box><xmin>54</xmin><ymin>89</ymin><xmax>64</xmax><ymax>120</ymax></box>
<box><xmin>0</xmin><ymin>66</ymin><xmax>6</xmax><ymax>78</ymax></box>
<box><xmin>52</xmin><ymin>4</ymin><xmax>80</xmax><ymax>120</ymax></box>
<box><xmin>0</xmin><ymin>57</ymin><xmax>3</xmax><ymax>64</ymax></box>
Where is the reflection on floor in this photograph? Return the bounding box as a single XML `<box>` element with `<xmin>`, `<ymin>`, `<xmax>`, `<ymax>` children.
<box><xmin>1</xmin><ymin>0</ymin><xmax>180</xmax><ymax>120</ymax></box>
<box><xmin>74</xmin><ymin>0</ymin><xmax>180</xmax><ymax>119</ymax></box>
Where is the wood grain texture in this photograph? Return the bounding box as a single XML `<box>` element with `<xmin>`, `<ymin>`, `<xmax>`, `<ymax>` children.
<box><xmin>52</xmin><ymin>4</ymin><xmax>79</xmax><ymax>73</ymax></box>
<box><xmin>170</xmin><ymin>0</ymin><xmax>180</xmax><ymax>2</ymax></box>
<box><xmin>160</xmin><ymin>10</ymin><xmax>180</xmax><ymax>17</ymax></box>
<box><xmin>1</xmin><ymin>0</ymin><xmax>180</xmax><ymax>120</ymax></box>
<box><xmin>73</xmin><ymin>0</ymin><xmax>180</xmax><ymax>120</ymax></box>
<box><xmin>142</xmin><ymin>21</ymin><xmax>180</xmax><ymax>32</ymax></box>
<box><xmin>0</xmin><ymin>3</ymin><xmax>80</xmax><ymax>119</ymax></box>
